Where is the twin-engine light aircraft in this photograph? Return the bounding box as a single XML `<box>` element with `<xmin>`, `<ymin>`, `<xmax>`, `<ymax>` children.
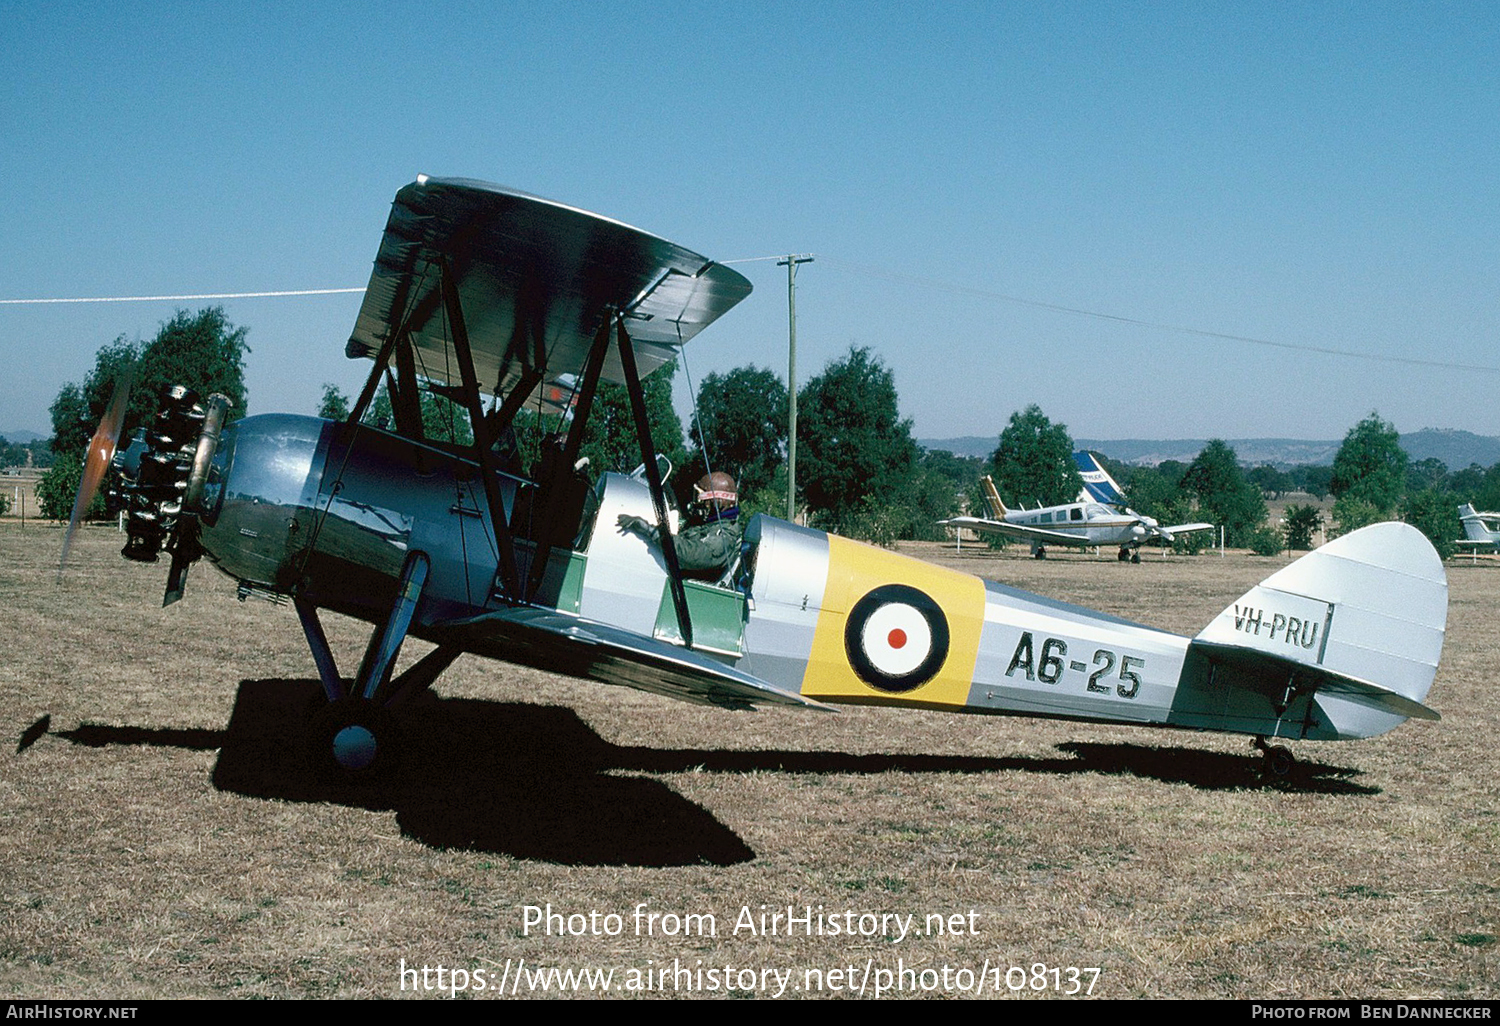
<box><xmin>77</xmin><ymin>176</ymin><xmax>1444</xmax><ymax>780</ymax></box>
<box><xmin>942</xmin><ymin>474</ymin><xmax>1214</xmax><ymax>562</ymax></box>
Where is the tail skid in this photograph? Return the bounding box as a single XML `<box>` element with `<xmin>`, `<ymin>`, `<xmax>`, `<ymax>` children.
<box><xmin>1174</xmin><ymin>523</ymin><xmax>1446</xmax><ymax>740</ymax></box>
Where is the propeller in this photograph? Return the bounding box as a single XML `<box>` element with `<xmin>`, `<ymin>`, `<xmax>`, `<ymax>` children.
<box><xmin>58</xmin><ymin>367</ymin><xmax>134</xmax><ymax>581</ymax></box>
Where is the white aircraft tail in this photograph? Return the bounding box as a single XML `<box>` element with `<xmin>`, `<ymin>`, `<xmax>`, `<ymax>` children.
<box><xmin>1459</xmin><ymin>503</ymin><xmax>1494</xmax><ymax>542</ymax></box>
<box><xmin>1180</xmin><ymin>523</ymin><xmax>1446</xmax><ymax>739</ymax></box>
<box><xmin>979</xmin><ymin>476</ymin><xmax>1009</xmax><ymax>519</ymax></box>
<box><xmin>1074</xmin><ymin>451</ymin><xmax>1128</xmax><ymax>506</ymax></box>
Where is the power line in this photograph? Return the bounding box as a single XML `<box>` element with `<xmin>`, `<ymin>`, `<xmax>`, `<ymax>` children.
<box><xmin>0</xmin><ymin>287</ymin><xmax>365</xmax><ymax>305</ymax></box>
<box><xmin>820</xmin><ymin>257</ymin><xmax>1500</xmax><ymax>375</ymax></box>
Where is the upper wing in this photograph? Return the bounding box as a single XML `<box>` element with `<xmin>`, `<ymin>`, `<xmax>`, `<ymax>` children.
<box><xmin>940</xmin><ymin>516</ymin><xmax>1089</xmax><ymax>547</ymax></box>
<box><xmin>432</xmin><ymin>605</ymin><xmax>832</xmax><ymax>712</ymax></box>
<box><xmin>347</xmin><ymin>176</ymin><xmax>752</xmax><ymax>407</ymax></box>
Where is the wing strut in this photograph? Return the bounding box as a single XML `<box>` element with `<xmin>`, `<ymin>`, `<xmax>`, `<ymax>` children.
<box><xmin>615</xmin><ymin>312</ymin><xmax>693</xmax><ymax>650</ymax></box>
<box><xmin>439</xmin><ymin>255</ymin><xmax>522</xmax><ymax>600</ymax></box>
<box><xmin>523</xmin><ymin>315</ymin><xmax>613</xmax><ymax>604</ymax></box>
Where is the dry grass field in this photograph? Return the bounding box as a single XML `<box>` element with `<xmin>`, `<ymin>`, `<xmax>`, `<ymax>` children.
<box><xmin>2</xmin><ymin>524</ymin><xmax>1496</xmax><ymax>999</ymax></box>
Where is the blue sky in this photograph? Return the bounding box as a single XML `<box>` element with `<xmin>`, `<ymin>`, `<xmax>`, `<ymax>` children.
<box><xmin>4</xmin><ymin>2</ymin><xmax>1498</xmax><ymax>447</ymax></box>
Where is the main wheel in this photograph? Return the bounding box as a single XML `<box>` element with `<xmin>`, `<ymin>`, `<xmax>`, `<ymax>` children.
<box><xmin>311</xmin><ymin>698</ymin><xmax>399</xmax><ymax>778</ymax></box>
<box><xmin>1262</xmin><ymin>745</ymin><xmax>1295</xmax><ymax>779</ymax></box>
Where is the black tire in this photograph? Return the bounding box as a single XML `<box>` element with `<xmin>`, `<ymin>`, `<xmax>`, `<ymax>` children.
<box><xmin>309</xmin><ymin>697</ymin><xmax>400</xmax><ymax>779</ymax></box>
<box><xmin>1263</xmin><ymin>745</ymin><xmax>1295</xmax><ymax>779</ymax></box>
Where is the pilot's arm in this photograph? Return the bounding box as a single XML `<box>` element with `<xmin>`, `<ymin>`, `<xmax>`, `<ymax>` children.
<box><xmin>617</xmin><ymin>514</ymin><xmax>660</xmax><ymax>546</ymax></box>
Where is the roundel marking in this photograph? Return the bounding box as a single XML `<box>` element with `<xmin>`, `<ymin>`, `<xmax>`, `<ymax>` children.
<box><xmin>844</xmin><ymin>584</ymin><xmax>951</xmax><ymax>693</ymax></box>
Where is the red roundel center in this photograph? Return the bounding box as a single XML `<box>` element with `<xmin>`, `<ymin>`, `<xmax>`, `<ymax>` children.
<box><xmin>888</xmin><ymin>628</ymin><xmax>907</xmax><ymax>649</ymax></box>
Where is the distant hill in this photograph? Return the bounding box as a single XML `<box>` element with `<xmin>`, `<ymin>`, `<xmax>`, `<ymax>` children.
<box><xmin>0</xmin><ymin>429</ymin><xmax>44</xmax><ymax>444</ymax></box>
<box><xmin>919</xmin><ymin>428</ymin><xmax>1500</xmax><ymax>469</ymax></box>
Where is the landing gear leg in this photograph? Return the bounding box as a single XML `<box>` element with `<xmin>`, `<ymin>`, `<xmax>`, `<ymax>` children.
<box><xmin>1253</xmin><ymin>736</ymin><xmax>1295</xmax><ymax>779</ymax></box>
<box><xmin>296</xmin><ymin>551</ymin><xmax>455</xmax><ymax>777</ymax></box>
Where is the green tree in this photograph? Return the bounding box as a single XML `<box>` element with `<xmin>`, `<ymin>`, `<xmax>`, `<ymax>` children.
<box><xmin>49</xmin><ymin>337</ymin><xmax>139</xmax><ymax>459</ymax></box>
<box><xmin>990</xmin><ymin>405</ymin><xmax>1082</xmax><ymax>508</ymax></box>
<box><xmin>797</xmin><ymin>346</ymin><xmax>917</xmax><ymax>533</ymax></box>
<box><xmin>1283</xmin><ymin>504</ymin><xmax>1323</xmax><ymax>550</ymax></box>
<box><xmin>0</xmin><ymin>437</ymin><xmax>30</xmax><ymax>469</ymax></box>
<box><xmin>35</xmin><ymin>452</ymin><xmax>100</xmax><ymax>521</ymax></box>
<box><xmin>1246</xmin><ymin>524</ymin><xmax>1284</xmax><ymax>556</ymax></box>
<box><xmin>1181</xmin><ymin>440</ymin><xmax>1267</xmax><ymax>546</ymax></box>
<box><xmin>43</xmin><ymin>308</ymin><xmax>250</xmax><ymax>522</ymax></box>
<box><xmin>132</xmin><ymin>307</ymin><xmax>250</xmax><ymax>433</ymax></box>
<box><xmin>1407</xmin><ymin>457</ymin><xmax>1448</xmax><ymax>493</ymax></box>
<box><xmin>684</xmin><ymin>365</ymin><xmax>788</xmax><ymax>503</ymax></box>
<box><xmin>1248</xmin><ymin>464</ymin><xmax>1292</xmax><ymax>499</ymax></box>
<box><xmin>1401</xmin><ymin>488</ymin><xmax>1459</xmax><ymax>560</ymax></box>
<box><xmin>1290</xmin><ymin>463</ymin><xmax>1334</xmax><ymax>500</ymax></box>
<box><xmin>1331</xmin><ymin>495</ymin><xmax>1383</xmax><ymax>535</ymax></box>
<box><xmin>318</xmin><ymin>383</ymin><xmax>351</xmax><ymax>421</ymax></box>
<box><xmin>419</xmin><ymin>390</ymin><xmax>475</xmax><ymax>447</ymax></box>
<box><xmin>1330</xmin><ymin>413</ymin><xmax>1407</xmax><ymax>515</ymax></box>
<box><xmin>578</xmin><ymin>361</ymin><xmax>686</xmax><ymax>482</ymax></box>
<box><xmin>1124</xmin><ymin>463</ymin><xmax>1210</xmax><ymax>552</ymax></box>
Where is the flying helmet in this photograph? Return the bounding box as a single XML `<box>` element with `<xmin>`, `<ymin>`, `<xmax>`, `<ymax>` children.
<box><xmin>691</xmin><ymin>471</ymin><xmax>738</xmax><ymax>518</ymax></box>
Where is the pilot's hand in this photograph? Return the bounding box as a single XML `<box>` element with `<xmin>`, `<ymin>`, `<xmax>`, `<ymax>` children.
<box><xmin>617</xmin><ymin>514</ymin><xmax>649</xmax><ymax>535</ymax></box>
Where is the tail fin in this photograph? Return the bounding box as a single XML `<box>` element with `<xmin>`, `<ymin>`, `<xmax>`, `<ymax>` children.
<box><xmin>1459</xmin><ymin>504</ymin><xmax>1490</xmax><ymax>542</ymax></box>
<box><xmin>1073</xmin><ymin>451</ymin><xmax>1128</xmax><ymax>506</ymax></box>
<box><xmin>980</xmin><ymin>476</ymin><xmax>1008</xmax><ymax>519</ymax></box>
<box><xmin>1177</xmin><ymin>523</ymin><xmax>1446</xmax><ymax>740</ymax></box>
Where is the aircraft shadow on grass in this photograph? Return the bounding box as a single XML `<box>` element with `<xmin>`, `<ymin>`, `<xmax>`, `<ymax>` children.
<box><xmin>32</xmin><ymin>679</ymin><xmax>1377</xmax><ymax>867</ymax></box>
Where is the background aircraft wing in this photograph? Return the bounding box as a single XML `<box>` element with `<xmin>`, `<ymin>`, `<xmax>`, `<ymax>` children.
<box><xmin>940</xmin><ymin>516</ymin><xmax>1088</xmax><ymax>547</ymax></box>
<box><xmin>347</xmin><ymin>176</ymin><xmax>752</xmax><ymax>408</ymax></box>
<box><xmin>432</xmin><ymin>606</ymin><xmax>832</xmax><ymax>711</ymax></box>
<box><xmin>1158</xmin><ymin>521</ymin><xmax>1214</xmax><ymax>537</ymax></box>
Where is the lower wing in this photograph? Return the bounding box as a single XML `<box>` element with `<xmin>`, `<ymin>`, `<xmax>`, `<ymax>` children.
<box><xmin>432</xmin><ymin>606</ymin><xmax>832</xmax><ymax>711</ymax></box>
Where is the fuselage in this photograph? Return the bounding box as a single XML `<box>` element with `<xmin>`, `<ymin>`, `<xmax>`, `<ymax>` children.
<box><xmin>1004</xmin><ymin>501</ymin><xmax>1153</xmax><ymax>547</ymax></box>
<box><xmin>197</xmin><ymin>413</ymin><xmax>1413</xmax><ymax>743</ymax></box>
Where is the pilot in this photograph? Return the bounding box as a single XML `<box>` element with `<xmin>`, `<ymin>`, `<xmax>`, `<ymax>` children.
<box><xmin>618</xmin><ymin>471</ymin><xmax>742</xmax><ymax>581</ymax></box>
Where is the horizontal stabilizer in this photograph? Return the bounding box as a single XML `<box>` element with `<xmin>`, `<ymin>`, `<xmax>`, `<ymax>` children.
<box><xmin>434</xmin><ymin>606</ymin><xmax>833</xmax><ymax>711</ymax></box>
<box><xmin>1191</xmin><ymin>522</ymin><xmax>1446</xmax><ymax>735</ymax></box>
<box><xmin>1189</xmin><ymin>641</ymin><xmax>1440</xmax><ymax>721</ymax></box>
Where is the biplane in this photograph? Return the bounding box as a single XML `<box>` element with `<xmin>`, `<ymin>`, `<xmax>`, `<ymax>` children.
<box><xmin>74</xmin><ymin>176</ymin><xmax>1445</xmax><ymax>780</ymax></box>
<box><xmin>942</xmin><ymin>473</ymin><xmax>1214</xmax><ymax>562</ymax></box>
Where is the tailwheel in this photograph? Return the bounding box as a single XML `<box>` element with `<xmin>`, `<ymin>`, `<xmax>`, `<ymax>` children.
<box><xmin>312</xmin><ymin>698</ymin><xmax>400</xmax><ymax>778</ymax></box>
<box><xmin>1253</xmin><ymin>737</ymin><xmax>1295</xmax><ymax>780</ymax></box>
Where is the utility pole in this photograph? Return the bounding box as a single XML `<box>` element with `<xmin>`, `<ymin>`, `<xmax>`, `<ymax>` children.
<box><xmin>778</xmin><ymin>254</ymin><xmax>813</xmax><ymax>521</ymax></box>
